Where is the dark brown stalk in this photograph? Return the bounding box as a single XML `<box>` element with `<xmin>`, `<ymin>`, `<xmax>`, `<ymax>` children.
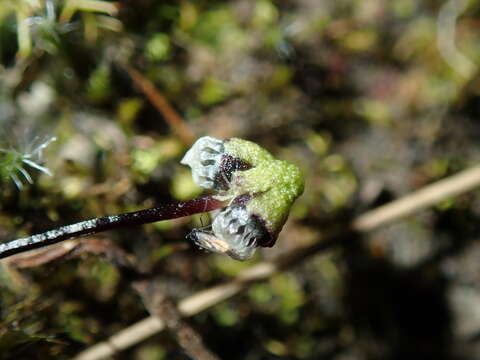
<box><xmin>0</xmin><ymin>195</ymin><xmax>224</xmax><ymax>260</ymax></box>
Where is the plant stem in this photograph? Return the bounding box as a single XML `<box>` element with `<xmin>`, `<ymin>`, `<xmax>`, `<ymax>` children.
<box><xmin>0</xmin><ymin>195</ymin><xmax>224</xmax><ymax>260</ymax></box>
<box><xmin>122</xmin><ymin>64</ymin><xmax>196</xmax><ymax>145</ymax></box>
<box><xmin>134</xmin><ymin>281</ymin><xmax>221</xmax><ymax>360</ymax></box>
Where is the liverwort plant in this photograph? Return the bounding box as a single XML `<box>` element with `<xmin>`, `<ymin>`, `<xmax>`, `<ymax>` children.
<box><xmin>182</xmin><ymin>136</ymin><xmax>304</xmax><ymax>260</ymax></box>
<box><xmin>0</xmin><ymin>137</ymin><xmax>303</xmax><ymax>261</ymax></box>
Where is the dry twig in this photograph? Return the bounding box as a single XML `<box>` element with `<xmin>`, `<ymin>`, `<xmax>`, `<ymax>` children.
<box><xmin>123</xmin><ymin>64</ymin><xmax>196</xmax><ymax>145</ymax></box>
<box><xmin>74</xmin><ymin>164</ymin><xmax>480</xmax><ymax>360</ymax></box>
<box><xmin>134</xmin><ymin>281</ymin><xmax>221</xmax><ymax>360</ymax></box>
<box><xmin>437</xmin><ymin>0</ymin><xmax>476</xmax><ymax>79</ymax></box>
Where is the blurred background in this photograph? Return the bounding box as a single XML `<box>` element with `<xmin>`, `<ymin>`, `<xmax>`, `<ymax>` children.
<box><xmin>1</xmin><ymin>0</ymin><xmax>480</xmax><ymax>359</ymax></box>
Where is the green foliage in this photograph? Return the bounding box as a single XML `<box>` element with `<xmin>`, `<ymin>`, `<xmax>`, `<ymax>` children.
<box><xmin>86</xmin><ymin>63</ymin><xmax>111</xmax><ymax>102</ymax></box>
<box><xmin>198</xmin><ymin>77</ymin><xmax>230</xmax><ymax>105</ymax></box>
<box><xmin>191</xmin><ymin>8</ymin><xmax>238</xmax><ymax>48</ymax></box>
<box><xmin>0</xmin><ymin>138</ymin><xmax>55</xmax><ymax>189</ymax></box>
<box><xmin>145</xmin><ymin>33</ymin><xmax>171</xmax><ymax>62</ymax></box>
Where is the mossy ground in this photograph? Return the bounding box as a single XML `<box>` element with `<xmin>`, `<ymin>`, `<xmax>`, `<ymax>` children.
<box><xmin>1</xmin><ymin>1</ymin><xmax>480</xmax><ymax>359</ymax></box>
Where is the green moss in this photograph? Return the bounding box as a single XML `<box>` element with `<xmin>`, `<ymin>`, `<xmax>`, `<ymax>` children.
<box><xmin>212</xmin><ymin>303</ymin><xmax>239</xmax><ymax>327</ymax></box>
<box><xmin>171</xmin><ymin>167</ymin><xmax>202</xmax><ymax>200</ymax></box>
<box><xmin>191</xmin><ymin>8</ymin><xmax>238</xmax><ymax>48</ymax></box>
<box><xmin>86</xmin><ymin>63</ymin><xmax>111</xmax><ymax>102</ymax></box>
<box><xmin>198</xmin><ymin>77</ymin><xmax>230</xmax><ymax>105</ymax></box>
<box><xmin>145</xmin><ymin>33</ymin><xmax>171</xmax><ymax>61</ymax></box>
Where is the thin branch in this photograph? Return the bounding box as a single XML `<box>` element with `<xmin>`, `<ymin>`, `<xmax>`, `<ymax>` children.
<box><xmin>3</xmin><ymin>240</ymin><xmax>79</xmax><ymax>268</ymax></box>
<box><xmin>437</xmin><ymin>0</ymin><xmax>476</xmax><ymax>79</ymax></box>
<box><xmin>123</xmin><ymin>64</ymin><xmax>196</xmax><ymax>145</ymax></box>
<box><xmin>74</xmin><ymin>164</ymin><xmax>480</xmax><ymax>360</ymax></box>
<box><xmin>0</xmin><ymin>196</ymin><xmax>224</xmax><ymax>260</ymax></box>
<box><xmin>352</xmin><ymin>164</ymin><xmax>480</xmax><ymax>231</ymax></box>
<box><xmin>4</xmin><ymin>238</ymin><xmax>140</xmax><ymax>271</ymax></box>
<box><xmin>134</xmin><ymin>281</ymin><xmax>221</xmax><ymax>360</ymax></box>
